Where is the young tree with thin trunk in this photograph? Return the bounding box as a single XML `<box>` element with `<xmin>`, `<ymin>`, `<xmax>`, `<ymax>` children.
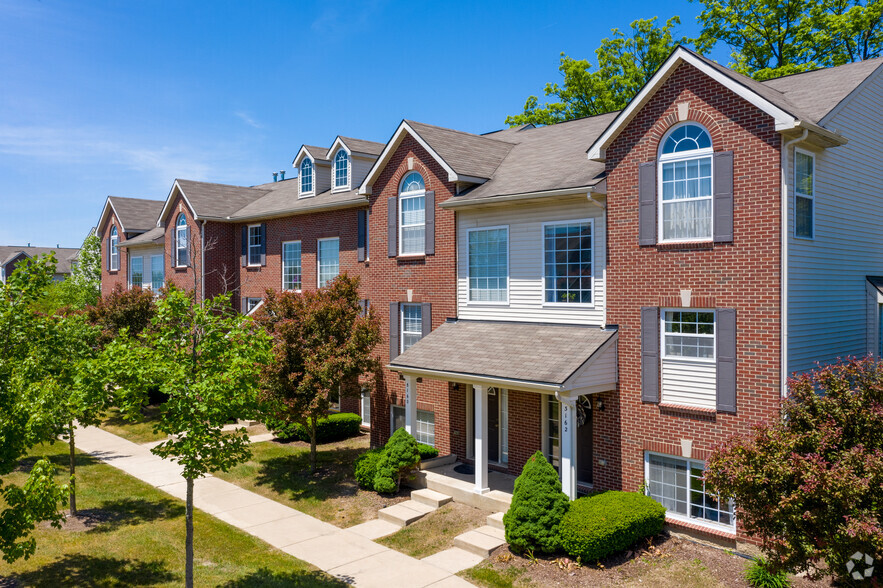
<box><xmin>255</xmin><ymin>274</ymin><xmax>381</xmax><ymax>473</ymax></box>
<box><xmin>102</xmin><ymin>285</ymin><xmax>270</xmax><ymax>588</ymax></box>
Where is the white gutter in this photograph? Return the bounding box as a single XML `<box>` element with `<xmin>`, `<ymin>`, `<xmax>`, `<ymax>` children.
<box><xmin>781</xmin><ymin>129</ymin><xmax>809</xmax><ymax>398</ymax></box>
<box><xmin>385</xmin><ymin>364</ymin><xmax>565</xmax><ymax>395</ymax></box>
<box><xmin>439</xmin><ymin>186</ymin><xmax>598</xmax><ymax>209</ymax></box>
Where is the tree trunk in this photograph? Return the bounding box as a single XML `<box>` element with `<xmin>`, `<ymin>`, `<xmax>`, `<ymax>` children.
<box><xmin>309</xmin><ymin>417</ymin><xmax>318</xmax><ymax>474</ymax></box>
<box><xmin>185</xmin><ymin>476</ymin><xmax>194</xmax><ymax>588</ymax></box>
<box><xmin>68</xmin><ymin>422</ymin><xmax>77</xmax><ymax>516</ymax></box>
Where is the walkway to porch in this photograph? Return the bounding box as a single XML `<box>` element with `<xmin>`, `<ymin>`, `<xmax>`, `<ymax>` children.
<box><xmin>409</xmin><ymin>460</ymin><xmax>515</xmax><ymax>513</ymax></box>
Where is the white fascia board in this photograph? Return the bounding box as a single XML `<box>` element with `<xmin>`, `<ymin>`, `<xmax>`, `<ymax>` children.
<box><xmin>586</xmin><ymin>48</ymin><xmax>798</xmax><ymax>161</ymax></box>
<box><xmin>359</xmin><ymin>121</ymin><xmax>459</xmax><ymax>195</ymax></box>
<box><xmin>292</xmin><ymin>145</ymin><xmax>311</xmax><ymax>168</ymax></box>
<box><xmin>158</xmin><ymin>180</ymin><xmax>199</xmax><ymax>225</ymax></box>
<box><xmin>386</xmin><ymin>364</ymin><xmax>563</xmax><ymax>394</ymax></box>
<box><xmin>327</xmin><ymin>136</ymin><xmax>351</xmax><ymax>157</ymax></box>
<box><xmin>97</xmin><ymin>197</ymin><xmax>124</xmax><ymax>234</ymax></box>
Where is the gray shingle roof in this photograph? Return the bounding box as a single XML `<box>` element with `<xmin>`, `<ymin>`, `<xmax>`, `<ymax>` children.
<box><xmin>107</xmin><ymin>196</ymin><xmax>164</xmax><ymax>232</ymax></box>
<box><xmin>390</xmin><ymin>320</ymin><xmax>616</xmax><ymax>385</ymax></box>
<box><xmin>303</xmin><ymin>145</ymin><xmax>331</xmax><ymax>161</ymax></box>
<box><xmin>339</xmin><ymin>137</ymin><xmax>384</xmax><ymax>156</ymax></box>
<box><xmin>120</xmin><ymin>226</ymin><xmax>164</xmax><ymax>247</ymax></box>
<box><xmin>405</xmin><ymin>120</ymin><xmax>516</xmax><ymax>180</ymax></box>
<box><xmin>175</xmin><ymin>179</ymin><xmax>268</xmax><ymax>220</ymax></box>
<box><xmin>231</xmin><ymin>180</ymin><xmax>367</xmax><ymax>220</ymax></box>
<box><xmin>0</xmin><ymin>246</ymin><xmax>80</xmax><ymax>274</ymax></box>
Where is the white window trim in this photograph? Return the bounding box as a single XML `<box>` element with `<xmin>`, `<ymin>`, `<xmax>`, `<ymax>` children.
<box><xmin>400</xmin><ymin>303</ymin><xmax>422</xmax><ymax>354</ymax></box>
<box><xmin>317</xmin><ymin>237</ymin><xmax>339</xmax><ymax>288</ymax></box>
<box><xmin>660</xmin><ymin>308</ymin><xmax>717</xmax><ymax>363</ymax></box>
<box><xmin>793</xmin><ymin>147</ymin><xmax>815</xmax><ymax>240</ymax></box>
<box><xmin>129</xmin><ymin>255</ymin><xmax>143</xmax><ymax>289</ymax></box>
<box><xmin>541</xmin><ymin>218</ymin><xmax>595</xmax><ymax>309</ymax></box>
<box><xmin>247</xmin><ymin>224</ymin><xmax>262</xmax><ymax>267</ymax></box>
<box><xmin>281</xmin><ymin>240</ymin><xmax>302</xmax><ymax>292</ymax></box>
<box><xmin>245</xmin><ymin>297</ymin><xmax>263</xmax><ymax>315</ymax></box>
<box><xmin>543</xmin><ymin>394</ymin><xmax>561</xmax><ymax>469</ymax></box>
<box><xmin>657</xmin><ymin>123</ymin><xmax>714</xmax><ymax>244</ymax></box>
<box><xmin>109</xmin><ymin>227</ymin><xmax>120</xmax><ymax>271</ymax></box>
<box><xmin>466</xmin><ymin>225</ymin><xmax>510</xmax><ymax>306</ymax></box>
<box><xmin>398</xmin><ymin>174</ymin><xmax>426</xmax><ymax>256</ymax></box>
<box><xmin>175</xmin><ymin>215</ymin><xmax>188</xmax><ymax>267</ymax></box>
<box><xmin>300</xmin><ymin>157</ymin><xmax>315</xmax><ymax>198</ymax></box>
<box><xmin>643</xmin><ymin>451</ymin><xmax>736</xmax><ymax>533</ymax></box>
<box><xmin>332</xmin><ymin>148</ymin><xmax>350</xmax><ymax>192</ymax></box>
<box><xmin>390</xmin><ymin>404</ymin><xmax>436</xmax><ymax>447</ymax></box>
<box><xmin>360</xmin><ymin>389</ymin><xmax>371</xmax><ymax>427</ymax></box>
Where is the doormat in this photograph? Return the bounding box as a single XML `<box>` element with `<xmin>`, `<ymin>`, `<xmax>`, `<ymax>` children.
<box><xmin>453</xmin><ymin>463</ymin><xmax>474</xmax><ymax>475</ymax></box>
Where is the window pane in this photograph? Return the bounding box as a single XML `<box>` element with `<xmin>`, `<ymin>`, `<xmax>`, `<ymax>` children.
<box><xmin>301</xmin><ymin>160</ymin><xmax>313</xmax><ymax>193</ymax></box>
<box><xmin>544</xmin><ymin>222</ymin><xmax>592</xmax><ymax>304</ymax></box>
<box><xmin>795</xmin><ymin>152</ymin><xmax>813</xmax><ymax>196</ymax></box>
<box><xmin>318</xmin><ymin>239</ymin><xmax>339</xmax><ymax>287</ymax></box>
<box><xmin>248</xmin><ymin>226</ymin><xmax>262</xmax><ymax>265</ymax></box>
<box><xmin>416</xmin><ymin>409</ymin><xmax>435</xmax><ymax>446</ymax></box>
<box><xmin>664</xmin><ymin>311</ymin><xmax>715</xmax><ymax>358</ymax></box>
<box><xmin>400</xmin><ymin>194</ymin><xmax>426</xmax><ymax>255</ymax></box>
<box><xmin>151</xmin><ymin>255</ymin><xmax>164</xmax><ymax>290</ymax></box>
<box><xmin>468</xmin><ymin>228</ymin><xmax>508</xmax><ymax>302</ymax></box>
<box><xmin>335</xmin><ymin>151</ymin><xmax>348</xmax><ymax>187</ymax></box>
<box><xmin>547</xmin><ymin>396</ymin><xmax>560</xmax><ymax>469</ymax></box>
<box><xmin>796</xmin><ymin>195</ymin><xmax>813</xmax><ymax>238</ymax></box>
<box><xmin>401</xmin><ymin>304</ymin><xmax>422</xmax><ymax>352</ymax></box>
<box><xmin>282</xmin><ymin>242</ymin><xmax>302</xmax><ymax>290</ymax></box>
<box><xmin>662</xmin><ymin>124</ymin><xmax>711</xmax><ymax>155</ymax></box>
<box><xmin>130</xmin><ymin>257</ymin><xmax>143</xmax><ymax>288</ymax></box>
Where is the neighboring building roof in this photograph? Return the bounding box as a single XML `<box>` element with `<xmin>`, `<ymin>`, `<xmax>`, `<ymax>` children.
<box><xmin>337</xmin><ymin>136</ymin><xmax>385</xmax><ymax>156</ymax></box>
<box><xmin>404</xmin><ymin>120</ymin><xmax>517</xmax><ymax>180</ymax></box>
<box><xmin>172</xmin><ymin>179</ymin><xmax>267</xmax><ymax>220</ymax></box>
<box><xmin>0</xmin><ymin>246</ymin><xmax>80</xmax><ymax>274</ymax></box>
<box><xmin>105</xmin><ymin>196</ymin><xmax>165</xmax><ymax>232</ymax></box>
<box><xmin>389</xmin><ymin>320</ymin><xmax>617</xmax><ymax>388</ymax></box>
<box><xmin>119</xmin><ymin>226</ymin><xmax>164</xmax><ymax>247</ymax></box>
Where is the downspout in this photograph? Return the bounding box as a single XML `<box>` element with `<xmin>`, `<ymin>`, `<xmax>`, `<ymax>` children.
<box><xmin>200</xmin><ymin>220</ymin><xmax>206</xmax><ymax>302</ymax></box>
<box><xmin>781</xmin><ymin>129</ymin><xmax>808</xmax><ymax>398</ymax></box>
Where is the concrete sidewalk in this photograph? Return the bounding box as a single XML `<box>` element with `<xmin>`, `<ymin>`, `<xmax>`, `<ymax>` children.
<box><xmin>74</xmin><ymin>426</ymin><xmax>475</xmax><ymax>587</ymax></box>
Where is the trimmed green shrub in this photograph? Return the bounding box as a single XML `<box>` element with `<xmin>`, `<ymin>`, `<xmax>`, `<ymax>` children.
<box><xmin>265</xmin><ymin>412</ymin><xmax>362</xmax><ymax>444</ymax></box>
<box><xmin>354</xmin><ymin>449</ymin><xmax>382</xmax><ymax>490</ymax></box>
<box><xmin>559</xmin><ymin>491</ymin><xmax>666</xmax><ymax>562</ymax></box>
<box><xmin>417</xmin><ymin>443</ymin><xmax>439</xmax><ymax>460</ymax></box>
<box><xmin>263</xmin><ymin>416</ymin><xmax>299</xmax><ymax>441</ymax></box>
<box><xmin>373</xmin><ymin>428</ymin><xmax>420</xmax><ymax>494</ymax></box>
<box><xmin>503</xmin><ymin>451</ymin><xmax>570</xmax><ymax>554</ymax></box>
<box><xmin>745</xmin><ymin>557</ymin><xmax>790</xmax><ymax>588</ymax></box>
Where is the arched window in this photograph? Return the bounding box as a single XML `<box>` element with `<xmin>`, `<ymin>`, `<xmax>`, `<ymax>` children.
<box><xmin>334</xmin><ymin>149</ymin><xmax>348</xmax><ymax>188</ymax></box>
<box><xmin>399</xmin><ymin>172</ymin><xmax>425</xmax><ymax>255</ymax></box>
<box><xmin>109</xmin><ymin>226</ymin><xmax>119</xmax><ymax>271</ymax></box>
<box><xmin>175</xmin><ymin>213</ymin><xmax>189</xmax><ymax>267</ymax></box>
<box><xmin>300</xmin><ymin>158</ymin><xmax>313</xmax><ymax>195</ymax></box>
<box><xmin>659</xmin><ymin>123</ymin><xmax>713</xmax><ymax>242</ymax></box>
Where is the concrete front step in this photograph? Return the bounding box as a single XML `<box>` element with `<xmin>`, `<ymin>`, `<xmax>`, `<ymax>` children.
<box><xmin>486</xmin><ymin>511</ymin><xmax>505</xmax><ymax>531</ymax></box>
<box><xmin>411</xmin><ymin>488</ymin><xmax>453</xmax><ymax>509</ymax></box>
<box><xmin>377</xmin><ymin>500</ymin><xmax>436</xmax><ymax>527</ymax></box>
<box><xmin>453</xmin><ymin>525</ymin><xmax>507</xmax><ymax>557</ymax></box>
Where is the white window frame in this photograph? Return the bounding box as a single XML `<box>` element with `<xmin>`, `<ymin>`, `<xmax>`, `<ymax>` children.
<box><xmin>466</xmin><ymin>225</ymin><xmax>510</xmax><ymax>305</ymax></box>
<box><xmin>398</xmin><ymin>172</ymin><xmax>426</xmax><ymax>256</ymax></box>
<box><xmin>400</xmin><ymin>303</ymin><xmax>422</xmax><ymax>354</ymax></box>
<box><xmin>661</xmin><ymin>308</ymin><xmax>717</xmax><ymax>363</ymax></box>
<box><xmin>794</xmin><ymin>148</ymin><xmax>815</xmax><ymax>240</ymax></box>
<box><xmin>300</xmin><ymin>157</ymin><xmax>314</xmax><ymax>197</ymax></box>
<box><xmin>175</xmin><ymin>214</ymin><xmax>188</xmax><ymax>267</ymax></box>
<box><xmin>317</xmin><ymin>237</ymin><xmax>339</xmax><ymax>288</ymax></box>
<box><xmin>333</xmin><ymin>148</ymin><xmax>350</xmax><ymax>191</ymax></box>
<box><xmin>281</xmin><ymin>240</ymin><xmax>302</xmax><ymax>291</ymax></box>
<box><xmin>247</xmin><ymin>224</ymin><xmax>262</xmax><ymax>267</ymax></box>
<box><xmin>390</xmin><ymin>405</ymin><xmax>435</xmax><ymax>447</ymax></box>
<box><xmin>109</xmin><ymin>226</ymin><xmax>120</xmax><ymax>271</ymax></box>
<box><xmin>245</xmin><ymin>297</ymin><xmax>262</xmax><ymax>314</ymax></box>
<box><xmin>542</xmin><ymin>218</ymin><xmax>594</xmax><ymax>308</ymax></box>
<box><xmin>150</xmin><ymin>254</ymin><xmax>164</xmax><ymax>290</ymax></box>
<box><xmin>129</xmin><ymin>255</ymin><xmax>143</xmax><ymax>289</ymax></box>
<box><xmin>360</xmin><ymin>388</ymin><xmax>371</xmax><ymax>427</ymax></box>
<box><xmin>658</xmin><ymin>123</ymin><xmax>714</xmax><ymax>244</ymax></box>
<box><xmin>644</xmin><ymin>452</ymin><xmax>736</xmax><ymax>532</ymax></box>
<box><xmin>542</xmin><ymin>394</ymin><xmax>561</xmax><ymax>470</ymax></box>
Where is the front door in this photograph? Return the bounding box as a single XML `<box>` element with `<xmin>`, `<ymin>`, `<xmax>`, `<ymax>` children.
<box><xmin>577</xmin><ymin>396</ymin><xmax>593</xmax><ymax>485</ymax></box>
<box><xmin>487</xmin><ymin>388</ymin><xmax>500</xmax><ymax>462</ymax></box>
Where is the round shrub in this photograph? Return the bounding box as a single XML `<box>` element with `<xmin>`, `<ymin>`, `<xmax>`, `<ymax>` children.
<box><xmin>559</xmin><ymin>491</ymin><xmax>666</xmax><ymax>562</ymax></box>
<box><xmin>503</xmin><ymin>451</ymin><xmax>570</xmax><ymax>554</ymax></box>
<box><xmin>354</xmin><ymin>449</ymin><xmax>382</xmax><ymax>491</ymax></box>
<box><xmin>264</xmin><ymin>416</ymin><xmax>299</xmax><ymax>441</ymax></box>
<box><xmin>373</xmin><ymin>428</ymin><xmax>420</xmax><ymax>494</ymax></box>
<box><xmin>417</xmin><ymin>443</ymin><xmax>439</xmax><ymax>460</ymax></box>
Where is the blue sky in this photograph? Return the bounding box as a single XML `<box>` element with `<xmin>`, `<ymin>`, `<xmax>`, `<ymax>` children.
<box><xmin>0</xmin><ymin>0</ymin><xmax>727</xmax><ymax>248</ymax></box>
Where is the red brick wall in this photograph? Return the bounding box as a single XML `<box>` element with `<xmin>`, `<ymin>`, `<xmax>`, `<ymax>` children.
<box><xmin>604</xmin><ymin>63</ymin><xmax>783</xmax><ymax>500</ymax></box>
<box><xmin>162</xmin><ymin>194</ymin><xmax>201</xmax><ymax>296</ymax></box>
<box><xmin>506</xmin><ymin>390</ymin><xmax>543</xmax><ymax>475</ymax></box>
<box><xmin>99</xmin><ymin>211</ymin><xmax>129</xmax><ymax>296</ymax></box>
<box><xmin>366</xmin><ymin>136</ymin><xmax>459</xmax><ymax>454</ymax></box>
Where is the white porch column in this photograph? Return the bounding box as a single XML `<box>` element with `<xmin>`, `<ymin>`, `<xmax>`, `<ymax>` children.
<box><xmin>474</xmin><ymin>384</ymin><xmax>490</xmax><ymax>494</ymax></box>
<box><xmin>559</xmin><ymin>395</ymin><xmax>577</xmax><ymax>500</ymax></box>
<box><xmin>404</xmin><ymin>375</ymin><xmax>417</xmax><ymax>436</ymax></box>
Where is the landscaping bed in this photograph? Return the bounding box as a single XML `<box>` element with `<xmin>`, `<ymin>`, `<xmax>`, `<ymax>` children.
<box><xmin>99</xmin><ymin>406</ymin><xmax>166</xmax><ymax>445</ymax></box>
<box><xmin>213</xmin><ymin>433</ymin><xmax>410</xmax><ymax>527</ymax></box>
<box><xmin>0</xmin><ymin>443</ymin><xmax>342</xmax><ymax>587</ymax></box>
<box><xmin>377</xmin><ymin>502</ymin><xmax>490</xmax><ymax>558</ymax></box>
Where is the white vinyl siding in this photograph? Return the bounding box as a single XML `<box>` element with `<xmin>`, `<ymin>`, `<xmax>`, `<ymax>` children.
<box><xmin>282</xmin><ymin>241</ymin><xmax>302</xmax><ymax>291</ymax></box>
<box><xmin>317</xmin><ymin>238</ymin><xmax>339</xmax><ymax>288</ymax></box>
<box><xmin>787</xmin><ymin>69</ymin><xmax>883</xmax><ymax>374</ymax></box>
<box><xmin>457</xmin><ymin>197</ymin><xmax>606</xmax><ymax>325</ymax></box>
<box><xmin>351</xmin><ymin>155</ymin><xmax>375</xmax><ymax>188</ymax></box>
<box><xmin>661</xmin><ymin>310</ymin><xmax>716</xmax><ymax>408</ymax></box>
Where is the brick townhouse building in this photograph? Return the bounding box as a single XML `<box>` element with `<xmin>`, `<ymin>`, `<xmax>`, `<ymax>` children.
<box><xmin>97</xmin><ymin>196</ymin><xmax>165</xmax><ymax>296</ymax></box>
<box><xmin>98</xmin><ymin>47</ymin><xmax>883</xmax><ymax>544</ymax></box>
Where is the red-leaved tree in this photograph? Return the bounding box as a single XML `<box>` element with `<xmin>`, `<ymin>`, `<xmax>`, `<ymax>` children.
<box><xmin>706</xmin><ymin>357</ymin><xmax>883</xmax><ymax>583</ymax></box>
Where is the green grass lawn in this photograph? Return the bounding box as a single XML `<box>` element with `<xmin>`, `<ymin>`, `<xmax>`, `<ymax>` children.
<box><xmin>99</xmin><ymin>405</ymin><xmax>167</xmax><ymax>445</ymax></box>
<box><xmin>0</xmin><ymin>443</ymin><xmax>343</xmax><ymax>587</ymax></box>
<box><xmin>213</xmin><ymin>434</ymin><xmax>409</xmax><ymax>527</ymax></box>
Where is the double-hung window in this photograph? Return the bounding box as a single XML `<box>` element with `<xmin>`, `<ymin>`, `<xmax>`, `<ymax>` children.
<box><xmin>663</xmin><ymin>310</ymin><xmax>715</xmax><ymax>359</ymax></box>
<box><xmin>661</xmin><ymin>309</ymin><xmax>717</xmax><ymax>408</ymax></box>
<box><xmin>544</xmin><ymin>220</ymin><xmax>592</xmax><ymax>304</ymax></box>
<box><xmin>399</xmin><ymin>172</ymin><xmax>425</xmax><ymax>255</ymax></box>
<box><xmin>247</xmin><ymin>225</ymin><xmax>262</xmax><ymax>266</ymax></box>
<box><xmin>391</xmin><ymin>405</ymin><xmax>435</xmax><ymax>446</ymax></box>
<box><xmin>175</xmin><ymin>213</ymin><xmax>189</xmax><ymax>266</ymax></box>
<box><xmin>795</xmin><ymin>150</ymin><xmax>814</xmax><ymax>239</ymax></box>
<box><xmin>646</xmin><ymin>453</ymin><xmax>735</xmax><ymax>530</ymax></box>
<box><xmin>109</xmin><ymin>226</ymin><xmax>119</xmax><ymax>271</ymax></box>
<box><xmin>400</xmin><ymin>303</ymin><xmax>422</xmax><ymax>353</ymax></box>
<box><xmin>659</xmin><ymin>123</ymin><xmax>713</xmax><ymax>242</ymax></box>
<box><xmin>129</xmin><ymin>256</ymin><xmax>143</xmax><ymax>288</ymax></box>
<box><xmin>334</xmin><ymin>149</ymin><xmax>348</xmax><ymax>189</ymax></box>
<box><xmin>468</xmin><ymin>227</ymin><xmax>508</xmax><ymax>303</ymax></box>
<box><xmin>282</xmin><ymin>241</ymin><xmax>302</xmax><ymax>291</ymax></box>
<box><xmin>150</xmin><ymin>255</ymin><xmax>164</xmax><ymax>290</ymax></box>
<box><xmin>300</xmin><ymin>158</ymin><xmax>313</xmax><ymax>195</ymax></box>
<box><xmin>245</xmin><ymin>298</ymin><xmax>262</xmax><ymax>314</ymax></box>
<box><xmin>317</xmin><ymin>237</ymin><xmax>339</xmax><ymax>287</ymax></box>
<box><xmin>546</xmin><ymin>395</ymin><xmax>560</xmax><ymax>469</ymax></box>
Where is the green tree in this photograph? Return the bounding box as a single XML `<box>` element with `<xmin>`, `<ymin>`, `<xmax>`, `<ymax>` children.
<box><xmin>506</xmin><ymin>17</ymin><xmax>689</xmax><ymax>126</ymax></box>
<box><xmin>70</xmin><ymin>233</ymin><xmax>101</xmax><ymax>297</ymax></box>
<box><xmin>103</xmin><ymin>285</ymin><xmax>271</xmax><ymax>588</ymax></box>
<box><xmin>693</xmin><ymin>0</ymin><xmax>883</xmax><ymax>80</ymax></box>
<box><xmin>705</xmin><ymin>357</ymin><xmax>883</xmax><ymax>583</ymax></box>
<box><xmin>255</xmin><ymin>274</ymin><xmax>381</xmax><ymax>473</ymax></box>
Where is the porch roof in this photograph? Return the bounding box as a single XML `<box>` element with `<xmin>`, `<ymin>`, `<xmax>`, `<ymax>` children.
<box><xmin>389</xmin><ymin>319</ymin><xmax>617</xmax><ymax>392</ymax></box>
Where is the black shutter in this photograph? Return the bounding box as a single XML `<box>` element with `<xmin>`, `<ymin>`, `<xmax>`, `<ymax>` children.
<box><xmin>259</xmin><ymin>223</ymin><xmax>267</xmax><ymax>266</ymax></box>
<box><xmin>389</xmin><ymin>302</ymin><xmax>400</xmax><ymax>360</ymax></box>
<box><xmin>241</xmin><ymin>226</ymin><xmax>247</xmax><ymax>267</ymax></box>
<box><xmin>424</xmin><ymin>191</ymin><xmax>435</xmax><ymax>255</ymax></box>
<box><xmin>357</xmin><ymin>209</ymin><xmax>367</xmax><ymax>262</ymax></box>
<box><xmin>387</xmin><ymin>197</ymin><xmax>397</xmax><ymax>257</ymax></box>
<box><xmin>716</xmin><ymin>308</ymin><xmax>737</xmax><ymax>413</ymax></box>
<box><xmin>639</xmin><ymin>161</ymin><xmax>657</xmax><ymax>246</ymax></box>
<box><xmin>713</xmin><ymin>151</ymin><xmax>735</xmax><ymax>243</ymax></box>
<box><xmin>421</xmin><ymin>302</ymin><xmax>432</xmax><ymax>337</ymax></box>
<box><xmin>641</xmin><ymin>306</ymin><xmax>660</xmax><ymax>403</ymax></box>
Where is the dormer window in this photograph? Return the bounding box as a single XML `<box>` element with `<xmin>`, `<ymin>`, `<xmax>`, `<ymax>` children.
<box><xmin>300</xmin><ymin>158</ymin><xmax>314</xmax><ymax>195</ymax></box>
<box><xmin>334</xmin><ymin>149</ymin><xmax>349</xmax><ymax>189</ymax></box>
<box><xmin>658</xmin><ymin>123</ymin><xmax>713</xmax><ymax>242</ymax></box>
